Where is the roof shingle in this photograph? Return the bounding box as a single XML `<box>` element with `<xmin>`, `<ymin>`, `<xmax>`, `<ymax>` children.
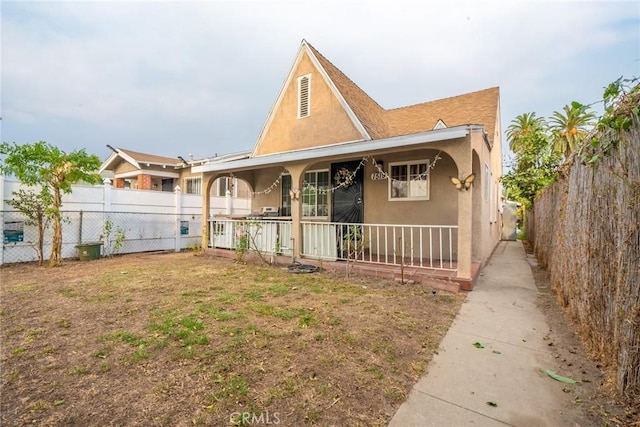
<box><xmin>306</xmin><ymin>41</ymin><xmax>499</xmax><ymax>144</ymax></box>
<box><xmin>119</xmin><ymin>148</ymin><xmax>181</xmax><ymax>166</ymax></box>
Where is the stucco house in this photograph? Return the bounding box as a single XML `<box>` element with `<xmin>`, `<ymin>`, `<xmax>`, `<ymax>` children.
<box><xmin>193</xmin><ymin>40</ymin><xmax>503</xmax><ymax>290</ymax></box>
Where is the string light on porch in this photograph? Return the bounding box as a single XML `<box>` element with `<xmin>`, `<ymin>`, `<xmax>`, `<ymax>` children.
<box><xmin>300</xmin><ymin>152</ymin><xmax>443</xmax><ymax>194</ymax></box>
<box><xmin>249</xmin><ymin>169</ymin><xmax>288</xmax><ymax>195</ymax></box>
<box><xmin>250</xmin><ymin>152</ymin><xmax>443</xmax><ymax>196</ymax></box>
<box><xmin>370</xmin><ymin>151</ymin><xmax>443</xmax><ymax>182</ymax></box>
<box><xmin>302</xmin><ymin>157</ymin><xmax>369</xmax><ymax>194</ymax></box>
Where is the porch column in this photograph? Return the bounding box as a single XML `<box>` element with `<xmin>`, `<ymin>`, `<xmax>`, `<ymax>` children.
<box><xmin>200</xmin><ymin>173</ymin><xmax>215</xmax><ymax>250</ymax></box>
<box><xmin>174</xmin><ymin>185</ymin><xmax>182</xmax><ymax>253</ymax></box>
<box><xmin>138</xmin><ymin>174</ymin><xmax>152</xmax><ymax>190</ymax></box>
<box><xmin>457</xmin><ymin>180</ymin><xmax>473</xmax><ymax>280</ymax></box>
<box><xmin>285</xmin><ymin>164</ymin><xmax>308</xmax><ymax>260</ymax></box>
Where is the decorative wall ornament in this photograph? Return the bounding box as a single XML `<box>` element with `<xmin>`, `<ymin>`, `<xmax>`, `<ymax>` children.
<box><xmin>334</xmin><ymin>167</ymin><xmax>354</xmax><ymax>188</ymax></box>
<box><xmin>449</xmin><ymin>173</ymin><xmax>475</xmax><ymax>191</ymax></box>
<box><xmin>289</xmin><ymin>188</ymin><xmax>301</xmax><ymax>200</ymax></box>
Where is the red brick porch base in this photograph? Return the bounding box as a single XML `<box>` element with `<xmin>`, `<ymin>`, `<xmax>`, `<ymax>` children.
<box><xmin>205</xmin><ymin>248</ymin><xmax>482</xmax><ymax>293</ymax></box>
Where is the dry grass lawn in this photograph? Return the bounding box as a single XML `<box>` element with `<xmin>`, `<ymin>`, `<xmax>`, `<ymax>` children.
<box><xmin>1</xmin><ymin>252</ymin><xmax>464</xmax><ymax>426</ymax></box>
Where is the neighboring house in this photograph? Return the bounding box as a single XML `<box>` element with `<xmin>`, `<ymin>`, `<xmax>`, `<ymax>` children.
<box><xmin>99</xmin><ymin>147</ymin><xmax>251</xmax><ymax>198</ymax></box>
<box><xmin>193</xmin><ymin>40</ymin><xmax>503</xmax><ymax>289</ymax></box>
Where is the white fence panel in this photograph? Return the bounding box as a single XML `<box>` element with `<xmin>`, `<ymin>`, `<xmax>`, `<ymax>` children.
<box><xmin>1</xmin><ymin>176</ymin><xmax>252</xmax><ymax>265</ymax></box>
<box><xmin>302</xmin><ymin>222</ymin><xmax>338</xmax><ymax>260</ymax></box>
<box><xmin>209</xmin><ymin>219</ymin><xmax>292</xmax><ymax>257</ymax></box>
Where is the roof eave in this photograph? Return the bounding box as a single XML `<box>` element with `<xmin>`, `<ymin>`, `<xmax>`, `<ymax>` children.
<box><xmin>98</xmin><ymin>152</ymin><xmax>119</xmax><ymax>174</ymax></box>
<box><xmin>193</xmin><ymin>125</ymin><xmax>478</xmax><ymax>174</ymax></box>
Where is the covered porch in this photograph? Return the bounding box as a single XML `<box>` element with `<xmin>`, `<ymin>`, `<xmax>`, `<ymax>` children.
<box><xmin>194</xmin><ymin>125</ymin><xmax>488</xmax><ymax>290</ymax></box>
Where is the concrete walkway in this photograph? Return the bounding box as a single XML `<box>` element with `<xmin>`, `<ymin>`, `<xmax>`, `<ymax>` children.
<box><xmin>389</xmin><ymin>241</ymin><xmax>578</xmax><ymax>427</ymax></box>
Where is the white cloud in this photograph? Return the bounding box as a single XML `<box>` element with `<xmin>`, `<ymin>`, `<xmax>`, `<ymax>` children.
<box><xmin>2</xmin><ymin>0</ymin><xmax>638</xmax><ymax>159</ymax></box>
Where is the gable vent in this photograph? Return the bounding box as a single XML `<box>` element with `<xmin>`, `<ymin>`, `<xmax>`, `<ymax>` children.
<box><xmin>433</xmin><ymin>119</ymin><xmax>447</xmax><ymax>130</ymax></box>
<box><xmin>298</xmin><ymin>74</ymin><xmax>311</xmax><ymax>118</ymax></box>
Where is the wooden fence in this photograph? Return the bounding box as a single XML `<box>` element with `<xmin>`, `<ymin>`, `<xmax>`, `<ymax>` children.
<box><xmin>528</xmin><ymin>119</ymin><xmax>639</xmax><ymax>401</ymax></box>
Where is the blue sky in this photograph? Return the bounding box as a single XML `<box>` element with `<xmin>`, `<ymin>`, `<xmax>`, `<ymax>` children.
<box><xmin>2</xmin><ymin>1</ymin><xmax>639</xmax><ymax>165</ymax></box>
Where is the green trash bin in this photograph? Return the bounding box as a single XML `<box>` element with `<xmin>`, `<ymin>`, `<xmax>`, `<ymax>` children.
<box><xmin>76</xmin><ymin>243</ymin><xmax>102</xmax><ymax>261</ymax></box>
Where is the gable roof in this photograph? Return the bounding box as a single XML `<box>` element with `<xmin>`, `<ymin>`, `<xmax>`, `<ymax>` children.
<box><xmin>99</xmin><ymin>147</ymin><xmax>184</xmax><ymax>174</ymax></box>
<box><xmin>308</xmin><ymin>41</ymin><xmax>499</xmax><ymax>142</ymax></box>
<box><xmin>118</xmin><ymin>148</ymin><xmax>182</xmax><ymax>166</ymax></box>
<box><xmin>251</xmin><ymin>40</ymin><xmax>500</xmax><ymax>156</ymax></box>
<box><xmin>384</xmin><ymin>87</ymin><xmax>500</xmax><ymax>141</ymax></box>
<box><xmin>252</xmin><ymin>40</ymin><xmax>373</xmax><ymax>156</ymax></box>
<box><xmin>306</xmin><ymin>42</ymin><xmax>389</xmax><ymax>140</ymax></box>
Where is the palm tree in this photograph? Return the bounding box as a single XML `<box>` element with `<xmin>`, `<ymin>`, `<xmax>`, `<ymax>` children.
<box><xmin>506</xmin><ymin>112</ymin><xmax>546</xmax><ymax>154</ymax></box>
<box><xmin>548</xmin><ymin>102</ymin><xmax>596</xmax><ymax>158</ymax></box>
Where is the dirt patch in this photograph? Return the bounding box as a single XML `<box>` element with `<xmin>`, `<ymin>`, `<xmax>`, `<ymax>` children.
<box><xmin>0</xmin><ymin>251</ymin><xmax>465</xmax><ymax>426</ymax></box>
<box><xmin>524</xmin><ymin>241</ymin><xmax>639</xmax><ymax>426</ymax></box>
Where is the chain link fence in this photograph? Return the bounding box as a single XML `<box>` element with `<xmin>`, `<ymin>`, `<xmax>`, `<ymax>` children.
<box><xmin>1</xmin><ymin>210</ymin><xmax>203</xmax><ymax>265</ymax></box>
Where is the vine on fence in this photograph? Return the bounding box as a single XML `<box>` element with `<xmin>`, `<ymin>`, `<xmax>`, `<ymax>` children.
<box><xmin>579</xmin><ymin>76</ymin><xmax>640</xmax><ymax>171</ymax></box>
<box><xmin>502</xmin><ymin>76</ymin><xmax>638</xmax><ymax>210</ymax></box>
<box><xmin>102</xmin><ymin>218</ymin><xmax>126</xmax><ymax>257</ymax></box>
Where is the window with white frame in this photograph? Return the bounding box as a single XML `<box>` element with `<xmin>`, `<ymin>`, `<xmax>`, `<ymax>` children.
<box><xmin>302</xmin><ymin>170</ymin><xmax>329</xmax><ymax>217</ymax></box>
<box><xmin>184</xmin><ymin>177</ymin><xmax>202</xmax><ymax>195</ymax></box>
<box><xmin>389</xmin><ymin>160</ymin><xmax>430</xmax><ymax>200</ymax></box>
<box><xmin>280</xmin><ymin>171</ymin><xmax>329</xmax><ymax>217</ymax></box>
<box><xmin>297</xmin><ymin>74</ymin><xmax>311</xmax><ymax>118</ymax></box>
<box><xmin>215</xmin><ymin>177</ymin><xmax>237</xmax><ymax>197</ymax></box>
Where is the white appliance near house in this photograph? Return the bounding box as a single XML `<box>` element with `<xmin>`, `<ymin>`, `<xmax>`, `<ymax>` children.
<box><xmin>259</xmin><ymin>206</ymin><xmax>279</xmax><ymax>216</ymax></box>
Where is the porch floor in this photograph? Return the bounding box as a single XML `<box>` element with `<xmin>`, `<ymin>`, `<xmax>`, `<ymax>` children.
<box><xmin>206</xmin><ymin>248</ymin><xmax>481</xmax><ymax>292</ymax></box>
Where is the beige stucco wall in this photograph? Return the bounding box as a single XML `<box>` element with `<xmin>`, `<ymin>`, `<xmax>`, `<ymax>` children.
<box><xmin>113</xmin><ymin>160</ymin><xmax>138</xmax><ymax>174</ymax></box>
<box><xmin>469</xmin><ymin>126</ymin><xmax>502</xmax><ymax>264</ymax></box>
<box><xmin>245</xmin><ymin>140</ymin><xmax>473</xmax><ymax>222</ymax></box>
<box><xmin>245</xmin><ymin>150</ymin><xmax>458</xmax><ymax>225</ymax></box>
<box><xmin>248</xmin><ymin>149</ymin><xmax>459</xmax><ymax>225</ymax></box>
<box><xmin>363</xmin><ymin>150</ymin><xmax>458</xmax><ymax>226</ymax></box>
<box><xmin>251</xmin><ymin>167</ymin><xmax>287</xmax><ymax>213</ymax></box>
<box><xmin>253</xmin><ymin>53</ymin><xmax>363</xmax><ymax>156</ymax></box>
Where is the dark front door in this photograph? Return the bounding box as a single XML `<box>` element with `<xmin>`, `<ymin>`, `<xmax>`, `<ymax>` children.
<box><xmin>331</xmin><ymin>160</ymin><xmax>364</xmax><ymax>224</ymax></box>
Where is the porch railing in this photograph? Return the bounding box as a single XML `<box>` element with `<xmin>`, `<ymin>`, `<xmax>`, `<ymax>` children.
<box><xmin>301</xmin><ymin>222</ymin><xmax>458</xmax><ymax>270</ymax></box>
<box><xmin>208</xmin><ymin>218</ymin><xmax>457</xmax><ymax>271</ymax></box>
<box><xmin>209</xmin><ymin>218</ymin><xmax>293</xmax><ymax>257</ymax></box>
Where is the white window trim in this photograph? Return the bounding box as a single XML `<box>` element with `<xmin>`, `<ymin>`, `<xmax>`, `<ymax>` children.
<box><xmin>184</xmin><ymin>176</ymin><xmax>202</xmax><ymax>195</ymax></box>
<box><xmin>297</xmin><ymin>74</ymin><xmax>311</xmax><ymax>119</ymax></box>
<box><xmin>388</xmin><ymin>159</ymin><xmax>430</xmax><ymax>201</ymax></box>
<box><xmin>215</xmin><ymin>177</ymin><xmax>239</xmax><ymax>198</ymax></box>
<box><xmin>302</xmin><ymin>169</ymin><xmax>329</xmax><ymax>218</ymax></box>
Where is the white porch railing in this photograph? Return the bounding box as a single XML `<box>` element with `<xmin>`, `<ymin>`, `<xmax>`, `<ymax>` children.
<box><xmin>301</xmin><ymin>222</ymin><xmax>458</xmax><ymax>270</ymax></box>
<box><xmin>209</xmin><ymin>218</ymin><xmax>293</xmax><ymax>256</ymax></box>
<box><xmin>209</xmin><ymin>218</ymin><xmax>458</xmax><ymax>271</ymax></box>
